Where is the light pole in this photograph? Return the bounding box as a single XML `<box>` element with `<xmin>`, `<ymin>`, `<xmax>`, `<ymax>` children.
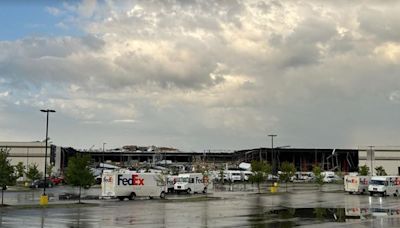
<box><xmin>268</xmin><ymin>134</ymin><xmax>277</xmax><ymax>174</ymax></box>
<box><xmin>102</xmin><ymin>143</ymin><xmax>106</xmax><ymax>169</ymax></box>
<box><xmin>368</xmin><ymin>146</ymin><xmax>374</xmax><ymax>176</ymax></box>
<box><xmin>40</xmin><ymin>109</ymin><xmax>55</xmax><ymax>202</ymax></box>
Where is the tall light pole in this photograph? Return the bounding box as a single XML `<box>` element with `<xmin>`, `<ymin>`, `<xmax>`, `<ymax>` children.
<box><xmin>40</xmin><ymin>109</ymin><xmax>55</xmax><ymax>199</ymax></box>
<box><xmin>268</xmin><ymin>134</ymin><xmax>277</xmax><ymax>174</ymax></box>
<box><xmin>102</xmin><ymin>143</ymin><xmax>106</xmax><ymax>169</ymax></box>
<box><xmin>368</xmin><ymin>146</ymin><xmax>374</xmax><ymax>176</ymax></box>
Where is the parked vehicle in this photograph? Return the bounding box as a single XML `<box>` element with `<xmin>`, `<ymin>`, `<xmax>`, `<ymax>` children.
<box><xmin>241</xmin><ymin>171</ymin><xmax>254</xmax><ymax>181</ymax></box>
<box><xmin>322</xmin><ymin>171</ymin><xmax>341</xmax><ymax>183</ymax></box>
<box><xmin>344</xmin><ymin>175</ymin><xmax>370</xmax><ymax>194</ymax></box>
<box><xmin>49</xmin><ymin>176</ymin><xmax>64</xmax><ymax>185</ymax></box>
<box><xmin>174</xmin><ymin>173</ymin><xmax>208</xmax><ymax>194</ymax></box>
<box><xmin>225</xmin><ymin>170</ymin><xmax>242</xmax><ymax>182</ymax></box>
<box><xmin>368</xmin><ymin>176</ymin><xmax>400</xmax><ymax>197</ymax></box>
<box><xmin>166</xmin><ymin>175</ymin><xmax>178</xmax><ymax>193</ymax></box>
<box><xmin>101</xmin><ymin>169</ymin><xmax>167</xmax><ymax>200</ymax></box>
<box><xmin>288</xmin><ymin>172</ymin><xmax>315</xmax><ymax>182</ymax></box>
<box><xmin>30</xmin><ymin>179</ymin><xmax>53</xmax><ymax>188</ymax></box>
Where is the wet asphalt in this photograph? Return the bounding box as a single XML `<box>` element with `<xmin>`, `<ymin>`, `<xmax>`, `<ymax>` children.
<box><xmin>1</xmin><ymin>183</ymin><xmax>400</xmax><ymax>227</ymax></box>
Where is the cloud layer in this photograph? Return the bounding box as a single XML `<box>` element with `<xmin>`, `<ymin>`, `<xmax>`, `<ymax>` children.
<box><xmin>1</xmin><ymin>0</ymin><xmax>400</xmax><ymax>150</ymax></box>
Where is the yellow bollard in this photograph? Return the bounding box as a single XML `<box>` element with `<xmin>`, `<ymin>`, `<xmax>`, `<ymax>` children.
<box><xmin>40</xmin><ymin>195</ymin><xmax>48</xmax><ymax>206</ymax></box>
<box><xmin>270</xmin><ymin>186</ymin><xmax>277</xmax><ymax>193</ymax></box>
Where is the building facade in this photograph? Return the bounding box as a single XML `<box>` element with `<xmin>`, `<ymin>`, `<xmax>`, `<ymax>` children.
<box><xmin>359</xmin><ymin>147</ymin><xmax>400</xmax><ymax>175</ymax></box>
<box><xmin>0</xmin><ymin>141</ymin><xmax>56</xmax><ymax>178</ymax></box>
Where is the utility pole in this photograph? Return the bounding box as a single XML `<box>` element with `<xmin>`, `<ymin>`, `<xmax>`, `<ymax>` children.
<box><xmin>102</xmin><ymin>143</ymin><xmax>106</xmax><ymax>169</ymax></box>
<box><xmin>268</xmin><ymin>134</ymin><xmax>277</xmax><ymax>174</ymax></box>
<box><xmin>368</xmin><ymin>146</ymin><xmax>374</xmax><ymax>176</ymax></box>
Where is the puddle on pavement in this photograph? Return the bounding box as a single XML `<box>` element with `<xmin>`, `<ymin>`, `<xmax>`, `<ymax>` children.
<box><xmin>247</xmin><ymin>207</ymin><xmax>400</xmax><ymax>227</ymax></box>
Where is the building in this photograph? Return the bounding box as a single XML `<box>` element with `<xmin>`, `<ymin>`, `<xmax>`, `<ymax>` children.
<box><xmin>0</xmin><ymin>141</ymin><xmax>65</xmax><ymax>178</ymax></box>
<box><xmin>359</xmin><ymin>147</ymin><xmax>400</xmax><ymax>175</ymax></box>
<box><xmin>3</xmin><ymin>141</ymin><xmax>400</xmax><ymax>175</ymax></box>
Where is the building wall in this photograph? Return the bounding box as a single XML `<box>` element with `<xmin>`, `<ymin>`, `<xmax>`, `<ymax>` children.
<box><xmin>359</xmin><ymin>149</ymin><xmax>400</xmax><ymax>175</ymax></box>
<box><xmin>0</xmin><ymin>141</ymin><xmax>52</xmax><ymax>178</ymax></box>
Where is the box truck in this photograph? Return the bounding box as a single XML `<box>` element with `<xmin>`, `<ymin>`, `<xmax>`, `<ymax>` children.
<box><xmin>368</xmin><ymin>176</ymin><xmax>400</xmax><ymax>197</ymax></box>
<box><xmin>174</xmin><ymin>173</ymin><xmax>208</xmax><ymax>194</ymax></box>
<box><xmin>101</xmin><ymin>169</ymin><xmax>167</xmax><ymax>200</ymax></box>
<box><xmin>344</xmin><ymin>175</ymin><xmax>370</xmax><ymax>194</ymax></box>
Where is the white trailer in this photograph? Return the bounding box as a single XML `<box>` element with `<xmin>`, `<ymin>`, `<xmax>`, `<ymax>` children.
<box><xmin>344</xmin><ymin>175</ymin><xmax>370</xmax><ymax>194</ymax></box>
<box><xmin>368</xmin><ymin>176</ymin><xmax>400</xmax><ymax>197</ymax></box>
<box><xmin>174</xmin><ymin>173</ymin><xmax>208</xmax><ymax>194</ymax></box>
<box><xmin>101</xmin><ymin>170</ymin><xmax>167</xmax><ymax>200</ymax></box>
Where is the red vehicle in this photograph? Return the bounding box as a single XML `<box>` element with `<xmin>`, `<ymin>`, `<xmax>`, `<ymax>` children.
<box><xmin>50</xmin><ymin>176</ymin><xmax>65</xmax><ymax>185</ymax></box>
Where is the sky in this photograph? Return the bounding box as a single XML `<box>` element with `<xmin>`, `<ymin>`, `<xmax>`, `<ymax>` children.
<box><xmin>1</xmin><ymin>0</ymin><xmax>400</xmax><ymax>151</ymax></box>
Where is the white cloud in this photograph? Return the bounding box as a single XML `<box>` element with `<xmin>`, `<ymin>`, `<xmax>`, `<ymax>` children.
<box><xmin>1</xmin><ymin>0</ymin><xmax>400</xmax><ymax>150</ymax></box>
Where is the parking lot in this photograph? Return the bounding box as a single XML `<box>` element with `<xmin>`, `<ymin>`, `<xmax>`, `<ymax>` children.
<box><xmin>1</xmin><ymin>183</ymin><xmax>400</xmax><ymax>227</ymax></box>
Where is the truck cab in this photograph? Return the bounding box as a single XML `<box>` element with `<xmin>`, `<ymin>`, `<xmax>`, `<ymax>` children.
<box><xmin>368</xmin><ymin>176</ymin><xmax>400</xmax><ymax>197</ymax></box>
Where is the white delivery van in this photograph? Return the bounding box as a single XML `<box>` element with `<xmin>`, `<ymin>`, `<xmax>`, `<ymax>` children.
<box><xmin>322</xmin><ymin>171</ymin><xmax>341</xmax><ymax>183</ymax></box>
<box><xmin>166</xmin><ymin>175</ymin><xmax>178</xmax><ymax>193</ymax></box>
<box><xmin>368</xmin><ymin>176</ymin><xmax>400</xmax><ymax>197</ymax></box>
<box><xmin>344</xmin><ymin>175</ymin><xmax>370</xmax><ymax>194</ymax></box>
<box><xmin>226</xmin><ymin>170</ymin><xmax>242</xmax><ymax>182</ymax></box>
<box><xmin>241</xmin><ymin>171</ymin><xmax>254</xmax><ymax>181</ymax></box>
<box><xmin>174</xmin><ymin>173</ymin><xmax>208</xmax><ymax>194</ymax></box>
<box><xmin>101</xmin><ymin>169</ymin><xmax>167</xmax><ymax>200</ymax></box>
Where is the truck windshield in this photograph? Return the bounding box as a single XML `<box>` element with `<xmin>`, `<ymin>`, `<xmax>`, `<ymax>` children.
<box><xmin>370</xmin><ymin>180</ymin><xmax>386</xmax><ymax>186</ymax></box>
<box><xmin>177</xmin><ymin>177</ymin><xmax>189</xmax><ymax>183</ymax></box>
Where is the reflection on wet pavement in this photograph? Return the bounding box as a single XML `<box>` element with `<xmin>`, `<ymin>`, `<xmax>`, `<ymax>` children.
<box><xmin>1</xmin><ymin>185</ymin><xmax>400</xmax><ymax>227</ymax></box>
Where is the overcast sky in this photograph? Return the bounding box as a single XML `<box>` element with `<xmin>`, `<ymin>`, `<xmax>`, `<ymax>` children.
<box><xmin>0</xmin><ymin>0</ymin><xmax>400</xmax><ymax>151</ymax></box>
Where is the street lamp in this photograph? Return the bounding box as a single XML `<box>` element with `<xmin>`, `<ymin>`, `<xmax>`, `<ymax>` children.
<box><xmin>268</xmin><ymin>134</ymin><xmax>277</xmax><ymax>174</ymax></box>
<box><xmin>40</xmin><ymin>109</ymin><xmax>55</xmax><ymax>202</ymax></box>
<box><xmin>102</xmin><ymin>143</ymin><xmax>106</xmax><ymax>169</ymax></box>
<box><xmin>368</xmin><ymin>146</ymin><xmax>374</xmax><ymax>176</ymax></box>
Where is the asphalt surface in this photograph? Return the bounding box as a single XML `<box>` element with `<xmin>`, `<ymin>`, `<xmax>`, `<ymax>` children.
<box><xmin>1</xmin><ymin>183</ymin><xmax>400</xmax><ymax>227</ymax></box>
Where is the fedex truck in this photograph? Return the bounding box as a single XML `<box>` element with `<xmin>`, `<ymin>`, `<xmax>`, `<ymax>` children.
<box><xmin>368</xmin><ymin>176</ymin><xmax>400</xmax><ymax>197</ymax></box>
<box><xmin>101</xmin><ymin>170</ymin><xmax>167</xmax><ymax>200</ymax></box>
<box><xmin>174</xmin><ymin>173</ymin><xmax>208</xmax><ymax>194</ymax></box>
<box><xmin>344</xmin><ymin>175</ymin><xmax>370</xmax><ymax>194</ymax></box>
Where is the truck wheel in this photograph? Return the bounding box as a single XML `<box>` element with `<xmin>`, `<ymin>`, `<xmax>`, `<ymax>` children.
<box><xmin>118</xmin><ymin>196</ymin><xmax>125</xmax><ymax>201</ymax></box>
<box><xmin>381</xmin><ymin>192</ymin><xmax>386</xmax><ymax>197</ymax></box>
<box><xmin>129</xmin><ymin>193</ymin><xmax>136</xmax><ymax>200</ymax></box>
<box><xmin>187</xmin><ymin>188</ymin><xmax>191</xmax><ymax>194</ymax></box>
<box><xmin>349</xmin><ymin>192</ymin><xmax>353</xmax><ymax>195</ymax></box>
<box><xmin>370</xmin><ymin>192</ymin><xmax>373</xmax><ymax>196</ymax></box>
<box><xmin>203</xmin><ymin>187</ymin><xmax>207</xmax><ymax>194</ymax></box>
<box><xmin>160</xmin><ymin>191</ymin><xmax>166</xmax><ymax>199</ymax></box>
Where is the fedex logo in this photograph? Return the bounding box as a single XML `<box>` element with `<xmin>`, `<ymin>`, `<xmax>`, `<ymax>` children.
<box><xmin>117</xmin><ymin>174</ymin><xmax>144</xmax><ymax>186</ymax></box>
<box><xmin>103</xmin><ymin>176</ymin><xmax>113</xmax><ymax>183</ymax></box>
<box><xmin>346</xmin><ymin>179</ymin><xmax>357</xmax><ymax>184</ymax></box>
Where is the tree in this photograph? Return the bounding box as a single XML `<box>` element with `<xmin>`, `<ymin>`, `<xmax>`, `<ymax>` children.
<box><xmin>26</xmin><ymin>164</ymin><xmax>41</xmax><ymax>181</ymax></box>
<box><xmin>312</xmin><ymin>165</ymin><xmax>324</xmax><ymax>191</ymax></box>
<box><xmin>46</xmin><ymin>163</ymin><xmax>54</xmax><ymax>177</ymax></box>
<box><xmin>219</xmin><ymin>166</ymin><xmax>225</xmax><ymax>184</ymax></box>
<box><xmin>0</xmin><ymin>148</ymin><xmax>15</xmax><ymax>206</ymax></box>
<box><xmin>65</xmin><ymin>154</ymin><xmax>95</xmax><ymax>203</ymax></box>
<box><xmin>375</xmin><ymin>166</ymin><xmax>387</xmax><ymax>176</ymax></box>
<box><xmin>249</xmin><ymin>160</ymin><xmax>272</xmax><ymax>193</ymax></box>
<box><xmin>14</xmin><ymin>162</ymin><xmax>25</xmax><ymax>179</ymax></box>
<box><xmin>359</xmin><ymin>165</ymin><xmax>369</xmax><ymax>176</ymax></box>
<box><xmin>279</xmin><ymin>162</ymin><xmax>296</xmax><ymax>192</ymax></box>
